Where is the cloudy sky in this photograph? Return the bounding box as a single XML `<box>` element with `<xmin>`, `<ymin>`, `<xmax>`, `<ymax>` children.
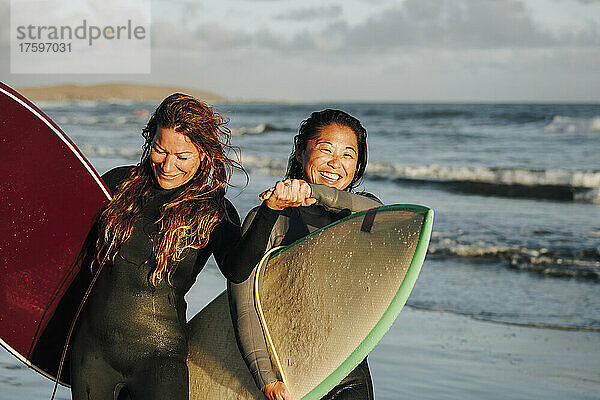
<box><xmin>1</xmin><ymin>0</ymin><xmax>599</xmax><ymax>102</ymax></box>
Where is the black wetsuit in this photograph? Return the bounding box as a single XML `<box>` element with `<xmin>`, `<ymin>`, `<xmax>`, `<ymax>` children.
<box><xmin>228</xmin><ymin>184</ymin><xmax>381</xmax><ymax>400</ymax></box>
<box><xmin>70</xmin><ymin>166</ymin><xmax>261</xmax><ymax>400</ymax></box>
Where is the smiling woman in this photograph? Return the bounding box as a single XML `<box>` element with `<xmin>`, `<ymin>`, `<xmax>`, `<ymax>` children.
<box><xmin>69</xmin><ymin>93</ymin><xmax>259</xmax><ymax>400</ymax></box>
<box><xmin>229</xmin><ymin>109</ymin><xmax>380</xmax><ymax>400</ymax></box>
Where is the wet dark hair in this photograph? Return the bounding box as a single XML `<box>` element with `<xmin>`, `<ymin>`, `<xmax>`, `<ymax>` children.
<box><xmin>286</xmin><ymin>109</ymin><xmax>368</xmax><ymax>191</ymax></box>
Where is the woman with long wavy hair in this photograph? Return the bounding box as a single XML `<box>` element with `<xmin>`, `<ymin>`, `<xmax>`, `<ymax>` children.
<box><xmin>70</xmin><ymin>93</ymin><xmax>265</xmax><ymax>400</ymax></box>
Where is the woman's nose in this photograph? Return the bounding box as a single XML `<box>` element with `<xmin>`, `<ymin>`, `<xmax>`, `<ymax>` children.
<box><xmin>162</xmin><ymin>155</ymin><xmax>177</xmax><ymax>172</ymax></box>
<box><xmin>327</xmin><ymin>154</ymin><xmax>341</xmax><ymax>167</ymax></box>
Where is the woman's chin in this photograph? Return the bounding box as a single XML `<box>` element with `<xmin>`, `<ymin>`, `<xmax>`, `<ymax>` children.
<box><xmin>156</xmin><ymin>177</ymin><xmax>185</xmax><ymax>189</ymax></box>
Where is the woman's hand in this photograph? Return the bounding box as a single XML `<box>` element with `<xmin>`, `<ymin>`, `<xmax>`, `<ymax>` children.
<box><xmin>260</xmin><ymin>179</ymin><xmax>316</xmax><ymax>211</ymax></box>
<box><xmin>262</xmin><ymin>380</ymin><xmax>293</xmax><ymax>400</ymax></box>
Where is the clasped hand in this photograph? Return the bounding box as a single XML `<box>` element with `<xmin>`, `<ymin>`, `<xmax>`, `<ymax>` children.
<box><xmin>260</xmin><ymin>179</ymin><xmax>316</xmax><ymax>211</ymax></box>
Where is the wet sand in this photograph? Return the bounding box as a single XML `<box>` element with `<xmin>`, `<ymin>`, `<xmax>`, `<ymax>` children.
<box><xmin>372</xmin><ymin>307</ymin><xmax>600</xmax><ymax>399</ymax></box>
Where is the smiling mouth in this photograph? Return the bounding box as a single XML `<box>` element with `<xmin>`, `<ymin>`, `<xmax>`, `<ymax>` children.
<box><xmin>320</xmin><ymin>171</ymin><xmax>342</xmax><ymax>182</ymax></box>
<box><xmin>158</xmin><ymin>172</ymin><xmax>182</xmax><ymax>180</ymax></box>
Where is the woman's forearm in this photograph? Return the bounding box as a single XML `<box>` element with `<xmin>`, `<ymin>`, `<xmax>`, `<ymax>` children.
<box><xmin>308</xmin><ymin>183</ymin><xmax>382</xmax><ymax>212</ymax></box>
<box><xmin>228</xmin><ymin>273</ymin><xmax>278</xmax><ymax>389</ymax></box>
<box><xmin>216</xmin><ymin>203</ymin><xmax>281</xmax><ymax>283</ymax></box>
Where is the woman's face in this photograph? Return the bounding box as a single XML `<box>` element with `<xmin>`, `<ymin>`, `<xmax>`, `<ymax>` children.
<box><xmin>297</xmin><ymin>123</ymin><xmax>358</xmax><ymax>190</ymax></box>
<box><xmin>150</xmin><ymin>127</ymin><xmax>203</xmax><ymax>189</ymax></box>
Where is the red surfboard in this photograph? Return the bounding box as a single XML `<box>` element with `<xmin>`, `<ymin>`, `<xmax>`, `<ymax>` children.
<box><xmin>0</xmin><ymin>82</ymin><xmax>111</xmax><ymax>385</ymax></box>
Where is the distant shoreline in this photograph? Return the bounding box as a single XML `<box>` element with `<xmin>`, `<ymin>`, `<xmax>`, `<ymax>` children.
<box><xmin>12</xmin><ymin>84</ymin><xmax>597</xmax><ymax>104</ymax></box>
<box><xmin>15</xmin><ymin>83</ymin><xmax>227</xmax><ymax>102</ymax></box>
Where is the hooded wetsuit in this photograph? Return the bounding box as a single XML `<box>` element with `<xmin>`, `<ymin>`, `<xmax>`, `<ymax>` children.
<box><xmin>70</xmin><ymin>166</ymin><xmax>270</xmax><ymax>400</ymax></box>
<box><xmin>228</xmin><ymin>184</ymin><xmax>381</xmax><ymax>400</ymax></box>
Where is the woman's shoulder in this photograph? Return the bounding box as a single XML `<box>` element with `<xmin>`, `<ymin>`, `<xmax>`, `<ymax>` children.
<box><xmin>101</xmin><ymin>165</ymin><xmax>135</xmax><ymax>194</ymax></box>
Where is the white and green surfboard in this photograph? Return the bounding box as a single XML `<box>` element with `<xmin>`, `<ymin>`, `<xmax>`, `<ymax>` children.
<box><xmin>187</xmin><ymin>204</ymin><xmax>434</xmax><ymax>399</ymax></box>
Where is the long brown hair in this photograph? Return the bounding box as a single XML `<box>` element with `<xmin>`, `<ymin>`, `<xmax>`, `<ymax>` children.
<box><xmin>94</xmin><ymin>93</ymin><xmax>237</xmax><ymax>286</ymax></box>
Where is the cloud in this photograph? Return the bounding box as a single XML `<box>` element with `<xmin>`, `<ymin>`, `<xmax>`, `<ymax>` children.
<box><xmin>151</xmin><ymin>19</ymin><xmax>198</xmax><ymax>49</ymax></box>
<box><xmin>275</xmin><ymin>5</ymin><xmax>343</xmax><ymax>21</ymax></box>
<box><xmin>324</xmin><ymin>0</ymin><xmax>599</xmax><ymax>52</ymax></box>
<box><xmin>6</xmin><ymin>0</ymin><xmax>596</xmax><ymax>102</ymax></box>
<box><xmin>145</xmin><ymin>0</ymin><xmax>599</xmax><ymax>57</ymax></box>
<box><xmin>194</xmin><ymin>22</ymin><xmax>253</xmax><ymax>49</ymax></box>
<box><xmin>232</xmin><ymin>0</ymin><xmax>599</xmax><ymax>54</ymax></box>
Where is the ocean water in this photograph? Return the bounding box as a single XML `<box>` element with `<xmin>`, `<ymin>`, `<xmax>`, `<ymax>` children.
<box><xmin>2</xmin><ymin>101</ymin><xmax>599</xmax><ymax>399</ymax></box>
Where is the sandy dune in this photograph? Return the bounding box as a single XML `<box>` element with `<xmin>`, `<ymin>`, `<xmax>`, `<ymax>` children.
<box><xmin>16</xmin><ymin>83</ymin><xmax>226</xmax><ymax>102</ymax></box>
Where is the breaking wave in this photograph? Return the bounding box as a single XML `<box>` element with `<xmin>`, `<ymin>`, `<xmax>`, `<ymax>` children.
<box><xmin>367</xmin><ymin>163</ymin><xmax>600</xmax><ymax>188</ymax></box>
<box><xmin>230</xmin><ymin>123</ymin><xmax>279</xmax><ymax>136</ymax></box>
<box><xmin>240</xmin><ymin>154</ymin><xmax>287</xmax><ymax>175</ymax></box>
<box><xmin>544</xmin><ymin>116</ymin><xmax>600</xmax><ymax>133</ymax></box>
<box><xmin>367</xmin><ymin>163</ymin><xmax>600</xmax><ymax>204</ymax></box>
<box><xmin>55</xmin><ymin>113</ymin><xmax>149</xmax><ymax>126</ymax></box>
<box><xmin>428</xmin><ymin>234</ymin><xmax>600</xmax><ymax>282</ymax></box>
<box><xmin>241</xmin><ymin>156</ymin><xmax>600</xmax><ymax>203</ymax></box>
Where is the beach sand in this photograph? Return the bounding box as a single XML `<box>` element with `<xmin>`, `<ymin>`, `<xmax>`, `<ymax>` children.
<box><xmin>372</xmin><ymin>307</ymin><xmax>600</xmax><ymax>399</ymax></box>
<box><xmin>1</xmin><ymin>301</ymin><xmax>598</xmax><ymax>399</ymax></box>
